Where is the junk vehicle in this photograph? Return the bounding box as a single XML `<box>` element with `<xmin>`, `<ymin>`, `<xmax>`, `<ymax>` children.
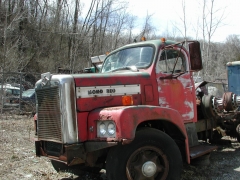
<box><xmin>20</xmin><ymin>89</ymin><xmax>36</xmax><ymax>113</ymax></box>
<box><xmin>58</xmin><ymin>55</ymin><xmax>105</xmax><ymax>74</ymax></box>
<box><xmin>34</xmin><ymin>38</ymin><xmax>240</xmax><ymax>180</ymax></box>
<box><xmin>21</xmin><ymin>89</ymin><xmax>36</xmax><ymax>104</ymax></box>
<box><xmin>84</xmin><ymin>54</ymin><xmax>106</xmax><ymax>73</ymax></box>
<box><xmin>0</xmin><ymin>84</ymin><xmax>21</xmax><ymax>108</ymax></box>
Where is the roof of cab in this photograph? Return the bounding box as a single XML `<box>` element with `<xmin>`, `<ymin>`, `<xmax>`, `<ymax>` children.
<box><xmin>108</xmin><ymin>39</ymin><xmax>179</xmax><ymax>55</ymax></box>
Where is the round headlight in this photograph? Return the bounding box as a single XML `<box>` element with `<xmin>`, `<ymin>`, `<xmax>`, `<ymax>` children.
<box><xmin>107</xmin><ymin>122</ymin><xmax>115</xmax><ymax>135</ymax></box>
<box><xmin>99</xmin><ymin>123</ymin><xmax>106</xmax><ymax>135</ymax></box>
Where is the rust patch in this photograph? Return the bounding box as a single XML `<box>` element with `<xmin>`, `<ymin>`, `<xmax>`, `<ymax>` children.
<box><xmin>99</xmin><ymin>114</ymin><xmax>112</xmax><ymax>120</ymax></box>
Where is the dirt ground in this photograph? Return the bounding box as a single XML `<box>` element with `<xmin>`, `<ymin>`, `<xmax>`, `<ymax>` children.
<box><xmin>1</xmin><ymin>114</ymin><xmax>240</xmax><ymax>180</ymax></box>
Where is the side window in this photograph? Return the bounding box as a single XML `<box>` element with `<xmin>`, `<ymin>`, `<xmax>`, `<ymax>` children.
<box><xmin>158</xmin><ymin>49</ymin><xmax>186</xmax><ymax>73</ymax></box>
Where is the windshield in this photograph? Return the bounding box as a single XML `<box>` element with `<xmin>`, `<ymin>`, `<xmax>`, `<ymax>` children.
<box><xmin>101</xmin><ymin>46</ymin><xmax>154</xmax><ymax>72</ymax></box>
<box><xmin>22</xmin><ymin>89</ymin><xmax>35</xmax><ymax>97</ymax></box>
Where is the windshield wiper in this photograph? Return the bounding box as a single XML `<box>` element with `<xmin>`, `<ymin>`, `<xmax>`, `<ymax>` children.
<box><xmin>173</xmin><ymin>72</ymin><xmax>185</xmax><ymax>78</ymax></box>
<box><xmin>109</xmin><ymin>66</ymin><xmax>138</xmax><ymax>72</ymax></box>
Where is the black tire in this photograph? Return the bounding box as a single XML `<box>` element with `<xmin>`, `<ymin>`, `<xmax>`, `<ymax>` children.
<box><xmin>106</xmin><ymin>128</ymin><xmax>183</xmax><ymax>180</ymax></box>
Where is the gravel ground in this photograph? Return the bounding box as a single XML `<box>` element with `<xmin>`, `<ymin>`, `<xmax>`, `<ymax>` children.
<box><xmin>1</xmin><ymin>114</ymin><xmax>240</xmax><ymax>180</ymax></box>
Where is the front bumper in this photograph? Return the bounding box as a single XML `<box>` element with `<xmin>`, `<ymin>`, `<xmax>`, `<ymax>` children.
<box><xmin>35</xmin><ymin>140</ymin><xmax>86</xmax><ymax>166</ymax></box>
<box><xmin>35</xmin><ymin>140</ymin><xmax>118</xmax><ymax>166</ymax></box>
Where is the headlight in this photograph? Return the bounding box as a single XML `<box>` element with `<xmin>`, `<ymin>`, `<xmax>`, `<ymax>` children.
<box><xmin>97</xmin><ymin>121</ymin><xmax>116</xmax><ymax>138</ymax></box>
<box><xmin>107</xmin><ymin>122</ymin><xmax>115</xmax><ymax>135</ymax></box>
<box><xmin>99</xmin><ymin>123</ymin><xmax>106</xmax><ymax>135</ymax></box>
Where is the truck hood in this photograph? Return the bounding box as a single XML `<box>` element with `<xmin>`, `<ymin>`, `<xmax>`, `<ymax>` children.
<box><xmin>73</xmin><ymin>71</ymin><xmax>150</xmax><ymax>86</ymax></box>
<box><xmin>73</xmin><ymin>72</ymin><xmax>152</xmax><ymax>112</ymax></box>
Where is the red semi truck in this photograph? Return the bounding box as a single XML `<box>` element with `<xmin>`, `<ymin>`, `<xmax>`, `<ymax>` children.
<box><xmin>34</xmin><ymin>38</ymin><xmax>240</xmax><ymax>180</ymax></box>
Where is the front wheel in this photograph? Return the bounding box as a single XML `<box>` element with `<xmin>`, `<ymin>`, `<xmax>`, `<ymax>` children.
<box><xmin>106</xmin><ymin>128</ymin><xmax>183</xmax><ymax>180</ymax></box>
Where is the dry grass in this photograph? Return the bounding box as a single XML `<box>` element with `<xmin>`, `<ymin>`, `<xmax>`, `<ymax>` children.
<box><xmin>0</xmin><ymin>114</ymin><xmax>66</xmax><ymax>180</ymax></box>
<box><xmin>0</xmin><ymin>114</ymin><xmax>103</xmax><ymax>180</ymax></box>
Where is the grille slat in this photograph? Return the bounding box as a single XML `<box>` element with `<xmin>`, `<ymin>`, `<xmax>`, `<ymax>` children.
<box><xmin>36</xmin><ymin>86</ymin><xmax>62</xmax><ymax>142</ymax></box>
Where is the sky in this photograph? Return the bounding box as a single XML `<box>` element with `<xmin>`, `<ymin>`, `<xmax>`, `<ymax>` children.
<box><xmin>127</xmin><ymin>0</ymin><xmax>239</xmax><ymax>42</ymax></box>
<box><xmin>82</xmin><ymin>0</ymin><xmax>240</xmax><ymax>43</ymax></box>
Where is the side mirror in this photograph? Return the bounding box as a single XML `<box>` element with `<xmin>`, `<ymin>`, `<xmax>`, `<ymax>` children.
<box><xmin>188</xmin><ymin>41</ymin><xmax>203</xmax><ymax>71</ymax></box>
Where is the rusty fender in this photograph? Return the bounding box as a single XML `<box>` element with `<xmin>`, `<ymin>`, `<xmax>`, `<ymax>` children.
<box><xmin>88</xmin><ymin>105</ymin><xmax>190</xmax><ymax>163</ymax></box>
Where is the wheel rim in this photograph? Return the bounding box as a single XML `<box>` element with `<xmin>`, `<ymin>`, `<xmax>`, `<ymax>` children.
<box><xmin>126</xmin><ymin>146</ymin><xmax>169</xmax><ymax>180</ymax></box>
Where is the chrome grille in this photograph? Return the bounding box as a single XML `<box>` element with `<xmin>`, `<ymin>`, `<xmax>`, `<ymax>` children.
<box><xmin>36</xmin><ymin>86</ymin><xmax>62</xmax><ymax>143</ymax></box>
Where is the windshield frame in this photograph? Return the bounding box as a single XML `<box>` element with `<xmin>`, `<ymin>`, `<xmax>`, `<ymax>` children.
<box><xmin>157</xmin><ymin>46</ymin><xmax>188</xmax><ymax>75</ymax></box>
<box><xmin>101</xmin><ymin>45</ymin><xmax>155</xmax><ymax>73</ymax></box>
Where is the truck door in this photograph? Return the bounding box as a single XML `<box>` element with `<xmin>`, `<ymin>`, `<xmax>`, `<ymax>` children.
<box><xmin>155</xmin><ymin>47</ymin><xmax>197</xmax><ymax>122</ymax></box>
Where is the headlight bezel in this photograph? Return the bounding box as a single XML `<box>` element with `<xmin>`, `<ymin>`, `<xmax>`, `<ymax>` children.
<box><xmin>97</xmin><ymin>120</ymin><xmax>116</xmax><ymax>138</ymax></box>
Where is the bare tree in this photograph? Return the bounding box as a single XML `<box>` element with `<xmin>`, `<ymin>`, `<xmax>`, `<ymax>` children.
<box><xmin>69</xmin><ymin>0</ymin><xmax>79</xmax><ymax>73</ymax></box>
<box><xmin>224</xmin><ymin>35</ymin><xmax>240</xmax><ymax>62</ymax></box>
<box><xmin>139</xmin><ymin>13</ymin><xmax>155</xmax><ymax>40</ymax></box>
<box><xmin>170</xmin><ymin>0</ymin><xmax>189</xmax><ymax>42</ymax></box>
<box><xmin>0</xmin><ymin>0</ymin><xmax>171</xmax><ymax>75</ymax></box>
<box><xmin>127</xmin><ymin>15</ymin><xmax>136</xmax><ymax>44</ymax></box>
<box><xmin>180</xmin><ymin>0</ymin><xmax>187</xmax><ymax>41</ymax></box>
<box><xmin>201</xmin><ymin>0</ymin><xmax>226</xmax><ymax>81</ymax></box>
